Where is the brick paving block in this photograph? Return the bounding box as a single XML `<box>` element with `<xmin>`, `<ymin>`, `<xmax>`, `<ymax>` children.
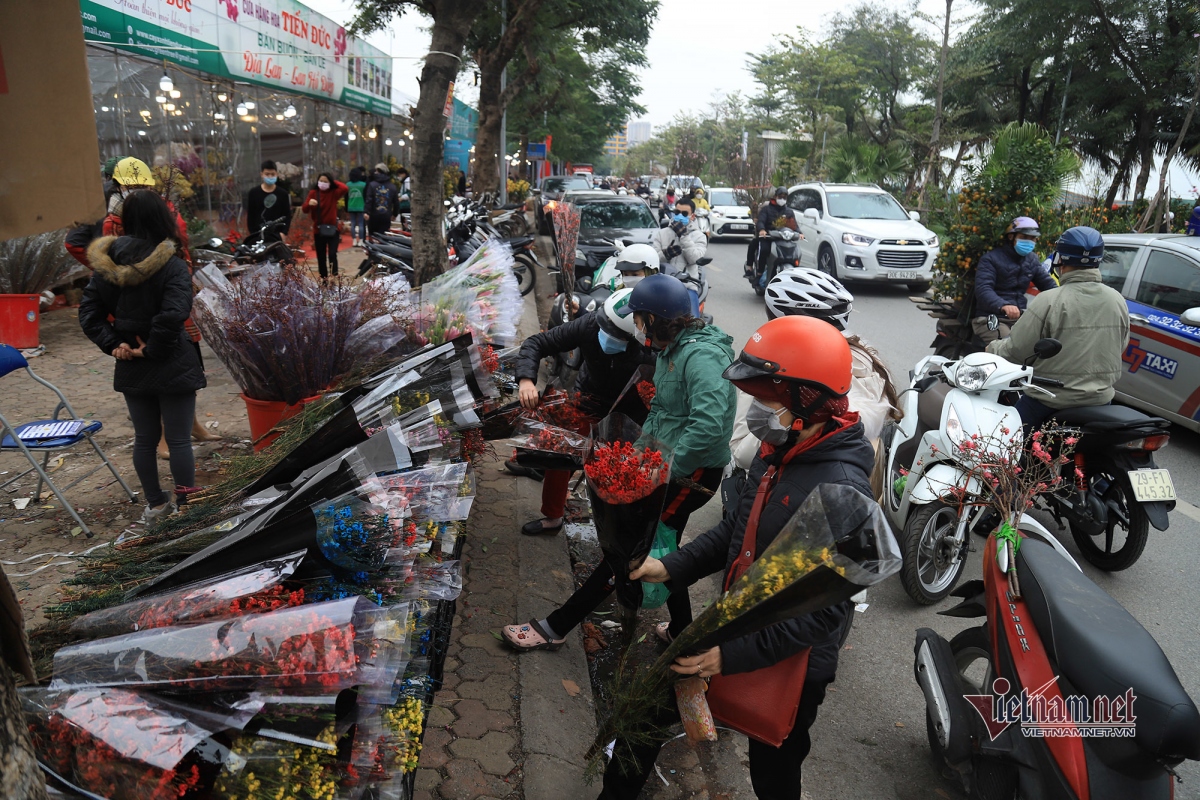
<box><xmin>448</xmin><ymin>730</ymin><xmax>517</xmax><ymax>776</ymax></box>
<box><xmin>459</xmin><ymin>632</ymin><xmax>509</xmax><ymax>655</ymax></box>
<box><xmin>441</xmin><ymin>671</ymin><xmax>462</xmax><ymax>692</ymax></box>
<box><xmin>419</xmin><ymin>726</ymin><xmax>453</xmax><ymax>770</ymax></box>
<box><xmin>427</xmin><ymin>703</ymin><xmax>456</xmax><ymax>729</ymax></box>
<box><xmin>451</xmin><ymin>698</ymin><xmax>513</xmax><ymax>739</ymax></box>
<box><xmin>437</xmin><ymin>758</ymin><xmax>510</xmax><ymax>800</ymax></box>
<box><xmin>414</xmin><ymin>767</ymin><xmax>441</xmax><ymax>797</ymax></box>
<box><xmin>456</xmin><ymin>653</ymin><xmax>516</xmax><ymax>683</ymax></box>
<box><xmin>457</xmin><ymin>673</ymin><xmax>517</xmax><ymax>712</ymax></box>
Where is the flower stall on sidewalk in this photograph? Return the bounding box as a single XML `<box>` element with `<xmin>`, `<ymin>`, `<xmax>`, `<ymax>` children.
<box><xmin>21</xmin><ymin>242</ymin><xmax>523</xmax><ymax>800</ymax></box>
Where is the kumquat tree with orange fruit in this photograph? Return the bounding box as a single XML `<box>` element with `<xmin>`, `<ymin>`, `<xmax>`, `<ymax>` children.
<box><xmin>931</xmin><ymin>123</ymin><xmax>1084</xmax><ymax>302</ymax></box>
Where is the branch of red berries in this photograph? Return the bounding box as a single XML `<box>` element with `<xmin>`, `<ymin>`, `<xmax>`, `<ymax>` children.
<box><xmin>584</xmin><ymin>442</ymin><xmax>668</xmax><ymax>504</ymax></box>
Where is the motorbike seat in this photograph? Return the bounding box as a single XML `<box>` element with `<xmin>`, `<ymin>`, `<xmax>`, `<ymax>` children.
<box><xmin>1017</xmin><ymin>539</ymin><xmax>1200</xmax><ymax>762</ymax></box>
<box><xmin>503</xmin><ymin>235</ymin><xmax>535</xmax><ymax>248</ymax></box>
<box><xmin>917</xmin><ymin>381</ymin><xmax>951</xmax><ymax>431</ymax></box>
<box><xmin>371</xmin><ymin>243</ymin><xmax>413</xmax><ymax>260</ymax></box>
<box><xmin>1048</xmin><ymin>404</ymin><xmax>1169</xmax><ymax>433</ymax></box>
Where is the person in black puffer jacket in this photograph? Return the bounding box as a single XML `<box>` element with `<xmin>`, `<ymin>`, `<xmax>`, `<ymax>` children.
<box><xmin>604</xmin><ymin>314</ymin><xmax>875</xmax><ymax>800</ymax></box>
<box><xmin>79</xmin><ymin>191</ymin><xmax>206</xmax><ymax>530</ymax></box>
<box><xmin>512</xmin><ymin>288</ymin><xmax>654</xmax><ymax>535</ymax></box>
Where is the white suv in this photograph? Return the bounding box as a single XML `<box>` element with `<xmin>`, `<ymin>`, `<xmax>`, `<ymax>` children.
<box><xmin>786</xmin><ymin>183</ymin><xmax>939</xmax><ymax>291</ymax></box>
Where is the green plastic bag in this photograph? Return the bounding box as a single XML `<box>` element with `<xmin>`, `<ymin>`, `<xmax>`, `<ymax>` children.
<box><xmin>641</xmin><ymin>521</ymin><xmax>678</xmax><ymax>608</ymax></box>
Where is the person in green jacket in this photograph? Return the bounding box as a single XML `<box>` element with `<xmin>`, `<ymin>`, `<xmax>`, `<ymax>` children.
<box><xmin>503</xmin><ymin>275</ymin><xmax>736</xmax><ymax>652</ymax></box>
<box><xmin>346</xmin><ymin>166</ymin><xmax>368</xmax><ymax>247</ymax></box>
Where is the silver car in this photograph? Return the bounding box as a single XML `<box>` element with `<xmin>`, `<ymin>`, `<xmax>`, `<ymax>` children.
<box><xmin>1099</xmin><ymin>234</ymin><xmax>1200</xmax><ymax>433</ymax></box>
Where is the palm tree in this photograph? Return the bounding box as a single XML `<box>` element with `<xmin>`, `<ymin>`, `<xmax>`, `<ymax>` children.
<box><xmin>826</xmin><ymin>135</ymin><xmax>910</xmax><ymax>190</ymax></box>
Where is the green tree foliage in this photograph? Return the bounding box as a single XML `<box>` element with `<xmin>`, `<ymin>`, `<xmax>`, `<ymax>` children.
<box><xmin>825</xmin><ymin>135</ymin><xmax>911</xmax><ymax>189</ymax></box>
<box><xmin>933</xmin><ymin>123</ymin><xmax>1083</xmax><ymax>300</ymax></box>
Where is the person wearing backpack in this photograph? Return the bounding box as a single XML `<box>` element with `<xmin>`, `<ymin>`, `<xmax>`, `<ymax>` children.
<box><xmin>364</xmin><ymin>164</ymin><xmax>399</xmax><ymax>237</ymax></box>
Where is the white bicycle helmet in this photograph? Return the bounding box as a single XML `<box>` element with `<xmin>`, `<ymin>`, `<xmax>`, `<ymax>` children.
<box><xmin>601</xmin><ymin>287</ymin><xmax>640</xmax><ymax>338</ymax></box>
<box><xmin>764</xmin><ymin>267</ymin><xmax>854</xmax><ymax>329</ymax></box>
<box><xmin>615</xmin><ymin>243</ymin><xmax>659</xmax><ymax>274</ymax></box>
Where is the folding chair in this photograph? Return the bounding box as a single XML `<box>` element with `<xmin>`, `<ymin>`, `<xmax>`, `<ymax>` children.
<box><xmin>0</xmin><ymin>344</ymin><xmax>136</xmax><ymax>536</ymax></box>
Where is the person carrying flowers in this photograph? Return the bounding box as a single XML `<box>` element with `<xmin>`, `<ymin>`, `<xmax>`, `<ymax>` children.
<box><xmin>503</xmin><ymin>274</ymin><xmax>735</xmax><ymax>650</ymax></box>
<box><xmin>601</xmin><ymin>314</ymin><xmax>876</xmax><ymax>800</ymax></box>
<box><xmin>511</xmin><ymin>288</ymin><xmax>655</xmax><ymax>536</ymax></box>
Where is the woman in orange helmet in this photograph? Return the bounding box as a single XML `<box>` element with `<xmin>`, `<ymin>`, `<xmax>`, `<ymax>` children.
<box><xmin>600</xmin><ymin>315</ymin><xmax>878</xmax><ymax>800</ymax></box>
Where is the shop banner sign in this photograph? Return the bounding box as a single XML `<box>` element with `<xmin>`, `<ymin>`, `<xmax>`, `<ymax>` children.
<box><xmin>79</xmin><ymin>0</ymin><xmax>393</xmax><ymax>115</ymax></box>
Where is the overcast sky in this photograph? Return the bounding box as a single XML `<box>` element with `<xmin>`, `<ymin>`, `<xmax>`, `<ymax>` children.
<box><xmin>304</xmin><ymin>0</ymin><xmax>1198</xmax><ymax>197</ymax></box>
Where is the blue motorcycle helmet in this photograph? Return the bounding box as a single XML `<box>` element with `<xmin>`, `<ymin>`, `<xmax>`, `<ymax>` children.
<box><xmin>1053</xmin><ymin>226</ymin><xmax>1104</xmax><ymax>268</ymax></box>
<box><xmin>617</xmin><ymin>273</ymin><xmax>694</xmax><ymax>321</ymax></box>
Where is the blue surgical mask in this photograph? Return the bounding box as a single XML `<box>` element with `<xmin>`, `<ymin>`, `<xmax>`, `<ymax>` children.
<box><xmin>1014</xmin><ymin>240</ymin><xmax>1035</xmax><ymax>256</ymax></box>
<box><xmin>673</xmin><ymin>213</ymin><xmax>690</xmax><ymax>226</ymax></box>
<box><xmin>263</xmin><ymin>176</ymin><xmax>277</xmax><ymax>185</ymax></box>
<box><xmin>597</xmin><ymin>328</ymin><xmax>627</xmax><ymax>354</ymax></box>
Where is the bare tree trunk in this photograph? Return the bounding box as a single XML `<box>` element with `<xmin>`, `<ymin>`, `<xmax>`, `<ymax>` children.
<box><xmin>0</xmin><ymin>664</ymin><xmax>46</xmax><ymax>800</ymax></box>
<box><xmin>918</xmin><ymin>0</ymin><xmax>953</xmax><ymax>214</ymax></box>
<box><xmin>473</xmin><ymin>64</ymin><xmax>504</xmax><ymax>196</ymax></box>
<box><xmin>1104</xmin><ymin>139</ymin><xmax>1138</xmax><ymax>208</ymax></box>
<box><xmin>944</xmin><ymin>140</ymin><xmax>970</xmax><ymax>187</ymax></box>
<box><xmin>1138</xmin><ymin>38</ymin><xmax>1200</xmax><ymax>232</ymax></box>
<box><xmin>410</xmin><ymin>1</ymin><xmax>480</xmax><ymax>286</ymax></box>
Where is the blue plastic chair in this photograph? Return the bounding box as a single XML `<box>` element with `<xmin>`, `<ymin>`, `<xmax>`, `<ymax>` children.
<box><xmin>0</xmin><ymin>344</ymin><xmax>136</xmax><ymax>536</ymax></box>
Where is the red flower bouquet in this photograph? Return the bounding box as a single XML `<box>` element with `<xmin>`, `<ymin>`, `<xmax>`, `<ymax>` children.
<box><xmin>69</xmin><ymin>551</ymin><xmax>307</xmax><ymax>639</ymax></box>
<box><xmin>23</xmin><ymin>688</ymin><xmax>216</xmax><ymax>800</ymax></box>
<box><xmin>51</xmin><ymin>597</ymin><xmax>400</xmax><ymax>693</ymax></box>
<box><xmin>583</xmin><ymin>413</ymin><xmax>674</xmax><ymax>610</ymax></box>
<box><xmin>636</xmin><ymin>380</ymin><xmax>656</xmax><ymax>408</ymax></box>
<box><xmin>512</xmin><ymin>418</ymin><xmax>590</xmax><ymax>471</ymax></box>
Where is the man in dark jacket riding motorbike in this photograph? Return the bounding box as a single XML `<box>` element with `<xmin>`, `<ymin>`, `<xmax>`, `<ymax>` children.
<box><xmin>972</xmin><ymin>216</ymin><xmax>1057</xmax><ymax>343</ymax></box>
<box><xmin>512</xmin><ymin>288</ymin><xmax>655</xmax><ymax>535</ymax></box>
<box><xmin>746</xmin><ymin>186</ymin><xmax>798</xmax><ymax>278</ymax></box>
<box><xmin>609</xmin><ymin>314</ymin><xmax>876</xmax><ymax>800</ymax></box>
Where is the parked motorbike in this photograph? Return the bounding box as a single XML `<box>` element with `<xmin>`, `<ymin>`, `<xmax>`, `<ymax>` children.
<box><xmin>195</xmin><ymin>218</ymin><xmax>296</xmax><ymax>274</ymax></box>
<box><xmin>914</xmin><ymin>530</ymin><xmax>1200</xmax><ymax>799</ymax></box>
<box><xmin>746</xmin><ymin>228</ymin><xmax>802</xmax><ymax>297</ymax></box>
<box><xmin>881</xmin><ymin>340</ymin><xmax>1070</xmax><ymax>604</ymax></box>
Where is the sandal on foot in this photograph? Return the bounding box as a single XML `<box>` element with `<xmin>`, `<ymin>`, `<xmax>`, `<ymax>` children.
<box><xmin>654</xmin><ymin>622</ymin><xmax>675</xmax><ymax>644</ymax></box>
<box><xmin>502</xmin><ymin>619</ymin><xmax>566</xmax><ymax>652</ymax></box>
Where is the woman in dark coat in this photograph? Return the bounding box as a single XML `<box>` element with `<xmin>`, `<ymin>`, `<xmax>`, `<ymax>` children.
<box><xmin>78</xmin><ymin>191</ymin><xmax>206</xmax><ymax>530</ymax></box>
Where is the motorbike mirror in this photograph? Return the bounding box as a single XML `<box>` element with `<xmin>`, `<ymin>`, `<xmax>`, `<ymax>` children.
<box><xmin>207</xmin><ymin>237</ymin><xmax>224</xmax><ymax>249</ymax></box>
<box><xmin>659</xmin><ymin>218</ymin><xmax>670</xmax><ymax>228</ymax></box>
<box><xmin>1032</xmin><ymin>338</ymin><xmax>1062</xmax><ymax>360</ymax></box>
<box><xmin>987</xmin><ymin>314</ymin><xmax>999</xmax><ymax>332</ymax></box>
<box><xmin>914</xmin><ymin>375</ymin><xmax>939</xmax><ymax>392</ymax></box>
<box><xmin>696</xmin><ymin>257</ymin><xmax>713</xmax><ymax>266</ymax></box>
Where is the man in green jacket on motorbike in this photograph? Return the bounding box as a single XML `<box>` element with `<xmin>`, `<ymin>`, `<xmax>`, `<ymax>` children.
<box><xmin>988</xmin><ymin>226</ymin><xmax>1130</xmax><ymax>427</ymax></box>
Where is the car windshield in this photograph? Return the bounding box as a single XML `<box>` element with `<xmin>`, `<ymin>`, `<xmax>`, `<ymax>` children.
<box><xmin>579</xmin><ymin>201</ymin><xmax>657</xmax><ymax>230</ymax></box>
<box><xmin>709</xmin><ymin>189</ymin><xmax>749</xmax><ymax>207</ymax></box>
<box><xmin>650</xmin><ymin>178</ymin><xmax>663</xmax><ymax>190</ymax></box>
<box><xmin>826</xmin><ymin>191</ymin><xmax>911</xmax><ymax>220</ymax></box>
<box><xmin>543</xmin><ymin>176</ymin><xmax>590</xmax><ymax>193</ymax></box>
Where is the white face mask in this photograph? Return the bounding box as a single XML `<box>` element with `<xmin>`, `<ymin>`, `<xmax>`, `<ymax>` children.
<box><xmin>317</xmin><ymin>181</ymin><xmax>330</xmax><ymax>191</ymax></box>
<box><xmin>775</xmin><ymin>197</ymin><xmax>787</xmax><ymax>206</ymax></box>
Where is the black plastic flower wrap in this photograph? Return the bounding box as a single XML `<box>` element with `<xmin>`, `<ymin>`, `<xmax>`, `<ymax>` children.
<box><xmin>586</xmin><ymin>484</ymin><xmax>902</xmax><ymax>768</ymax></box>
<box><xmin>511</xmin><ymin>417</ymin><xmax>590</xmax><ymax>471</ymax></box>
<box><xmin>583</xmin><ymin>413</ymin><xmax>675</xmax><ymax>611</ymax></box>
<box><xmin>68</xmin><ymin>550</ymin><xmax>308</xmax><ymax>640</ymax></box>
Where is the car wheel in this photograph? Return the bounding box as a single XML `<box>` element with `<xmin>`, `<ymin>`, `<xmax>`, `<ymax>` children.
<box><xmin>818</xmin><ymin>245</ymin><xmax>837</xmax><ymax>279</ymax></box>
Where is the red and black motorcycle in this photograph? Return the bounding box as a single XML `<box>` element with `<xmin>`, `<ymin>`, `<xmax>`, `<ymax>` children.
<box><xmin>915</xmin><ymin>531</ymin><xmax>1200</xmax><ymax>798</ymax></box>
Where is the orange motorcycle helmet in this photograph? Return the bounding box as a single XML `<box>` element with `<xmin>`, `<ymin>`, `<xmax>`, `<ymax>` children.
<box><xmin>723</xmin><ymin>315</ymin><xmax>853</xmax><ymax>420</ymax></box>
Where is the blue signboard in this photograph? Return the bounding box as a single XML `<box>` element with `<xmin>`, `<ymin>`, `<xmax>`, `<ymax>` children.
<box><xmin>527</xmin><ymin>143</ymin><xmax>547</xmax><ymax>159</ymax></box>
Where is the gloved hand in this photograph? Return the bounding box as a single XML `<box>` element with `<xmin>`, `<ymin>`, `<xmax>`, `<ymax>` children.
<box><xmin>669</xmin><ymin>220</ymin><xmax>687</xmax><ymax>237</ymax></box>
<box><xmin>665</xmin><ymin>244</ymin><xmax>683</xmax><ymax>260</ymax></box>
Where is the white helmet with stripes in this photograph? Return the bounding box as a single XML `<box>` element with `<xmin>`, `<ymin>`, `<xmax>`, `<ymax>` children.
<box><xmin>764</xmin><ymin>267</ymin><xmax>854</xmax><ymax>330</ymax></box>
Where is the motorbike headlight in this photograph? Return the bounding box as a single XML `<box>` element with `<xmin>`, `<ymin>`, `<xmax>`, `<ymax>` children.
<box><xmin>945</xmin><ymin>403</ymin><xmax>965</xmax><ymax>446</ymax></box>
<box><xmin>842</xmin><ymin>232</ymin><xmax>875</xmax><ymax>247</ymax></box>
<box><xmin>926</xmin><ymin>235</ymin><xmax>939</xmax><ymax>247</ymax></box>
<box><xmin>575</xmin><ymin>248</ymin><xmax>586</xmax><ymax>264</ymax></box>
<box><xmin>954</xmin><ymin>361</ymin><xmax>996</xmax><ymax>392</ymax></box>
<box><xmin>585</xmin><ymin>298</ymin><xmax>598</xmax><ymax>312</ymax></box>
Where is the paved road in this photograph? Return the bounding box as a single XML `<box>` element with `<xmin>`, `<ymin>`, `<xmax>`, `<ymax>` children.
<box><xmin>684</xmin><ymin>239</ymin><xmax>1200</xmax><ymax>799</ymax></box>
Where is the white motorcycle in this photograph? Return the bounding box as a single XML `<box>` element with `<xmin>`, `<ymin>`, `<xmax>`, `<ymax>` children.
<box><xmin>879</xmin><ymin>338</ymin><xmax>1077</xmax><ymax>604</ymax></box>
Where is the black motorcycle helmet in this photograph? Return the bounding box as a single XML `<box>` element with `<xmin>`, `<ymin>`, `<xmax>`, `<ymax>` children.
<box><xmin>773</xmin><ymin>186</ymin><xmax>788</xmax><ymax>200</ymax></box>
